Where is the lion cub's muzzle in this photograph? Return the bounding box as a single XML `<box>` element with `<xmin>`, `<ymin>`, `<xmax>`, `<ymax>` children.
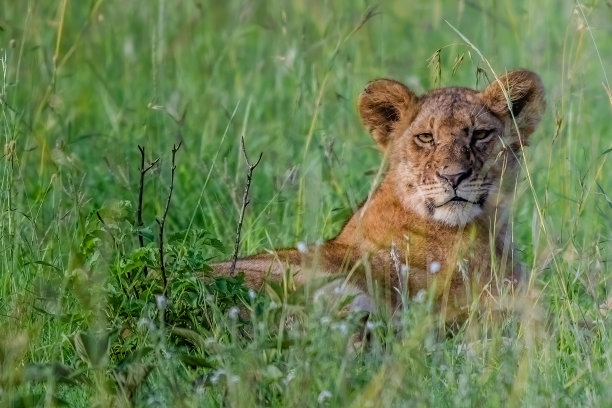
<box><xmin>425</xmin><ymin>169</ymin><xmax>491</xmax><ymax>209</ymax></box>
<box><xmin>431</xmin><ymin>166</ymin><xmax>488</xmax><ymax>205</ymax></box>
<box><xmin>435</xmin><ymin>167</ymin><xmax>472</xmax><ymax>189</ymax></box>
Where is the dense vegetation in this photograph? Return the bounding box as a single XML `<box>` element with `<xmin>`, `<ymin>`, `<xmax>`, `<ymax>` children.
<box><xmin>0</xmin><ymin>1</ymin><xmax>610</xmax><ymax>406</ymax></box>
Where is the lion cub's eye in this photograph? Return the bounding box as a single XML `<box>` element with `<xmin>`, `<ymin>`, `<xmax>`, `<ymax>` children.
<box><xmin>473</xmin><ymin>129</ymin><xmax>493</xmax><ymax>141</ymax></box>
<box><xmin>416</xmin><ymin>133</ymin><xmax>434</xmax><ymax>144</ymax></box>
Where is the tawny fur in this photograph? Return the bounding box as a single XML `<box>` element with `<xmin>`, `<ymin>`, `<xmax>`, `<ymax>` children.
<box><xmin>213</xmin><ymin>69</ymin><xmax>546</xmax><ymax>320</ymax></box>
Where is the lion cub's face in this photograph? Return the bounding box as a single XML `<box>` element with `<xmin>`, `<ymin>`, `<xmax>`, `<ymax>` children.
<box><xmin>359</xmin><ymin>70</ymin><xmax>545</xmax><ymax>226</ymax></box>
<box><xmin>393</xmin><ymin>89</ymin><xmax>504</xmax><ymax>225</ymax></box>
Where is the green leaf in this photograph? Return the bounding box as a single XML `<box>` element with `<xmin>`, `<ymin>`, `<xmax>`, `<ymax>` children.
<box><xmin>24</xmin><ymin>363</ymin><xmax>86</xmax><ymax>385</ymax></box>
<box><xmin>215</xmin><ymin>278</ymin><xmax>227</xmax><ymax>292</ymax></box>
<box><xmin>262</xmin><ymin>364</ymin><xmax>283</xmax><ymax>382</ymax></box>
<box><xmin>205</xmin><ymin>237</ymin><xmax>225</xmax><ymax>252</ymax></box>
<box><xmin>97</xmin><ymin>200</ymin><xmax>133</xmax><ymax>220</ymax></box>
<box><xmin>115</xmin><ymin>347</ymin><xmax>153</xmax><ymax>369</ymax></box>
<box><xmin>171</xmin><ymin>327</ymin><xmax>207</xmax><ymax>349</ymax></box>
<box><xmin>7</xmin><ymin>393</ymin><xmax>70</xmax><ymax>408</ymax></box>
<box><xmin>178</xmin><ymin>353</ymin><xmax>215</xmax><ymax>368</ymax></box>
<box><xmin>74</xmin><ymin>331</ymin><xmax>110</xmax><ymax>368</ymax></box>
<box><xmin>133</xmin><ymin>226</ymin><xmax>155</xmax><ymax>242</ymax></box>
<box><xmin>113</xmin><ymin>359</ymin><xmax>154</xmax><ymax>400</ymax></box>
<box><xmin>25</xmin><ymin>261</ymin><xmax>63</xmax><ymax>274</ymax></box>
<box><xmin>331</xmin><ymin>206</ymin><xmax>353</xmax><ymax>226</ymax></box>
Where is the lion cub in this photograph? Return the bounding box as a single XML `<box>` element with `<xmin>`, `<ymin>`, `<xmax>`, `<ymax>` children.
<box><xmin>214</xmin><ymin>70</ymin><xmax>545</xmax><ymax>320</ymax></box>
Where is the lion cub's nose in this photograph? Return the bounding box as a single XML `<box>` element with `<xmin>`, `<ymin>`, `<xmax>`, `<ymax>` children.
<box><xmin>436</xmin><ymin>168</ymin><xmax>472</xmax><ymax>189</ymax></box>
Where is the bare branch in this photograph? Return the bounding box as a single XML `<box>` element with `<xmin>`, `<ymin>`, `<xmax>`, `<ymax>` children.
<box><xmin>230</xmin><ymin>136</ymin><xmax>263</xmax><ymax>276</ymax></box>
<box><xmin>137</xmin><ymin>145</ymin><xmax>159</xmax><ymax>278</ymax></box>
<box><xmin>156</xmin><ymin>142</ymin><xmax>182</xmax><ymax>294</ymax></box>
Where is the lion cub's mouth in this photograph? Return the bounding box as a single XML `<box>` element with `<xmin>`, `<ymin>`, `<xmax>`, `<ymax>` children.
<box><xmin>436</xmin><ymin>195</ymin><xmax>481</xmax><ymax>207</ymax></box>
<box><xmin>449</xmin><ymin>196</ymin><xmax>471</xmax><ymax>203</ymax></box>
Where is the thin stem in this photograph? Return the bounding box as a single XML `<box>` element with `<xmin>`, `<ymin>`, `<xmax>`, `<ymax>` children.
<box><xmin>230</xmin><ymin>136</ymin><xmax>263</xmax><ymax>276</ymax></box>
<box><xmin>156</xmin><ymin>143</ymin><xmax>181</xmax><ymax>294</ymax></box>
<box><xmin>137</xmin><ymin>145</ymin><xmax>159</xmax><ymax>278</ymax></box>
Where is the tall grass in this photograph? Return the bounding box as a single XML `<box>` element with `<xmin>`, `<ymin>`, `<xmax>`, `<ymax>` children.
<box><xmin>0</xmin><ymin>0</ymin><xmax>610</xmax><ymax>406</ymax></box>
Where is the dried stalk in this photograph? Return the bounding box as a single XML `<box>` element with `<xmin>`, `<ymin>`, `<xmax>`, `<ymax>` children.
<box><xmin>156</xmin><ymin>142</ymin><xmax>182</xmax><ymax>294</ymax></box>
<box><xmin>137</xmin><ymin>145</ymin><xmax>159</xmax><ymax>277</ymax></box>
<box><xmin>230</xmin><ymin>136</ymin><xmax>263</xmax><ymax>276</ymax></box>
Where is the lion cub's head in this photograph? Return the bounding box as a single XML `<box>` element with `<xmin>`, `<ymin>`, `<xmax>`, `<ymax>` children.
<box><xmin>359</xmin><ymin>70</ymin><xmax>546</xmax><ymax>226</ymax></box>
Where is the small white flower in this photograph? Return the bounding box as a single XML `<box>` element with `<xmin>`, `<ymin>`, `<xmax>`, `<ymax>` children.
<box><xmin>210</xmin><ymin>369</ymin><xmax>225</xmax><ymax>384</ymax></box>
<box><xmin>123</xmin><ymin>38</ymin><xmax>135</xmax><ymax>59</ymax></box>
<box><xmin>137</xmin><ymin>318</ymin><xmax>155</xmax><ymax>330</ymax></box>
<box><xmin>351</xmin><ymin>294</ymin><xmax>373</xmax><ymax>313</ymax></box>
<box><xmin>457</xmin><ymin>342</ymin><xmax>477</xmax><ymax>358</ymax></box>
<box><xmin>248</xmin><ymin>289</ymin><xmax>257</xmax><ymax>300</ymax></box>
<box><xmin>317</xmin><ymin>390</ymin><xmax>332</xmax><ymax>404</ymax></box>
<box><xmin>320</xmin><ymin>316</ymin><xmax>332</xmax><ymax>325</ymax></box>
<box><xmin>277</xmin><ymin>46</ymin><xmax>296</xmax><ymax>69</ymax></box>
<box><xmin>284</xmin><ymin>369</ymin><xmax>296</xmax><ymax>385</ymax></box>
<box><xmin>297</xmin><ymin>241</ymin><xmax>308</xmax><ymax>254</ymax></box>
<box><xmin>365</xmin><ymin>321</ymin><xmax>382</xmax><ymax>330</ymax></box>
<box><xmin>146</xmin><ymin>396</ymin><xmax>164</xmax><ymax>405</ymax></box>
<box><xmin>429</xmin><ymin>262</ymin><xmax>441</xmax><ymax>274</ymax></box>
<box><xmin>333</xmin><ymin>285</ymin><xmax>343</xmax><ymax>294</ymax></box>
<box><xmin>331</xmin><ymin>321</ymin><xmax>348</xmax><ymax>335</ymax></box>
<box><xmin>155</xmin><ymin>294</ymin><xmax>167</xmax><ymax>310</ymax></box>
<box><xmin>414</xmin><ymin>290</ymin><xmax>427</xmax><ymax>303</ymax></box>
<box><xmin>401</xmin><ymin>264</ymin><xmax>410</xmax><ymax>276</ymax></box>
<box><xmin>228</xmin><ymin>306</ymin><xmax>240</xmax><ymax>320</ymax></box>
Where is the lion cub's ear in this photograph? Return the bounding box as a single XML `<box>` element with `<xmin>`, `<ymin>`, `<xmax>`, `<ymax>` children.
<box><xmin>358</xmin><ymin>79</ymin><xmax>419</xmax><ymax>148</ymax></box>
<box><xmin>482</xmin><ymin>69</ymin><xmax>546</xmax><ymax>142</ymax></box>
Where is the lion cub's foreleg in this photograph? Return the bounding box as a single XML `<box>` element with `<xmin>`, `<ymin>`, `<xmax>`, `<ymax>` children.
<box><xmin>211</xmin><ymin>248</ymin><xmax>304</xmax><ymax>289</ymax></box>
<box><xmin>211</xmin><ymin>244</ymin><xmax>375</xmax><ymax>314</ymax></box>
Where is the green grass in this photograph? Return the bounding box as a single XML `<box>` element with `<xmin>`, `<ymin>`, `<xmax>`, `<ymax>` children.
<box><xmin>1</xmin><ymin>0</ymin><xmax>611</xmax><ymax>406</ymax></box>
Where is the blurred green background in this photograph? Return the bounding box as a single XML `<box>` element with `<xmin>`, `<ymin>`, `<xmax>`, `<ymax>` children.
<box><xmin>0</xmin><ymin>0</ymin><xmax>611</xmax><ymax>406</ymax></box>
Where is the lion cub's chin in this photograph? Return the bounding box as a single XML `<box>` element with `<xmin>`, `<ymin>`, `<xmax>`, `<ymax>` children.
<box><xmin>430</xmin><ymin>202</ymin><xmax>483</xmax><ymax>227</ymax></box>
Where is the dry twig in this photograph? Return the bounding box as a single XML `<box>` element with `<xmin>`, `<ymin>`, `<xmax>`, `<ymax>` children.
<box><xmin>156</xmin><ymin>142</ymin><xmax>182</xmax><ymax>294</ymax></box>
<box><xmin>230</xmin><ymin>136</ymin><xmax>263</xmax><ymax>276</ymax></box>
<box><xmin>137</xmin><ymin>145</ymin><xmax>159</xmax><ymax>277</ymax></box>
